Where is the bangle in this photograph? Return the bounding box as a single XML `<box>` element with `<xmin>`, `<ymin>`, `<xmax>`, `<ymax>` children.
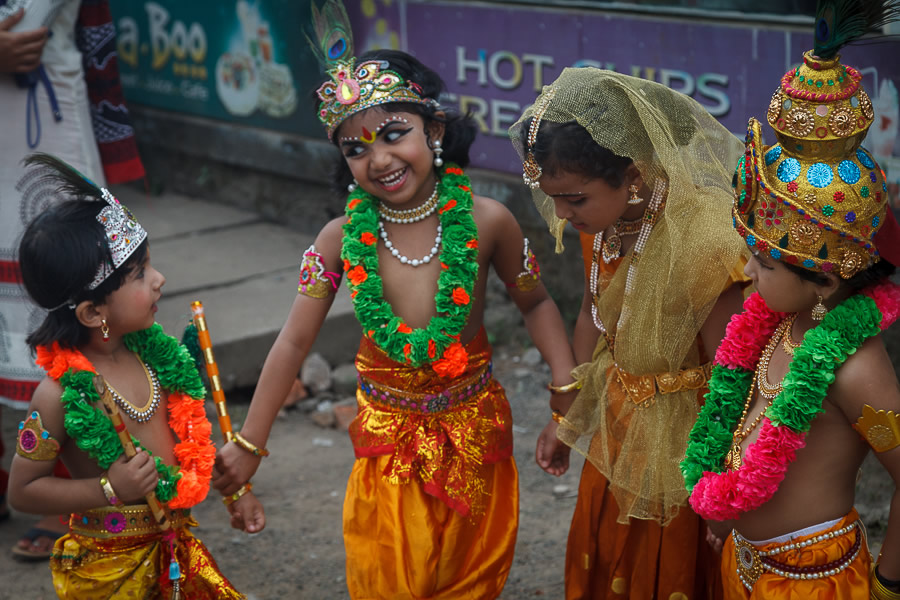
<box><xmin>99</xmin><ymin>472</ymin><xmax>123</xmax><ymax>507</ymax></box>
<box><xmin>551</xmin><ymin>409</ymin><xmax>565</xmax><ymax>424</ymax></box>
<box><xmin>233</xmin><ymin>432</ymin><xmax>270</xmax><ymax>457</ymax></box>
<box><xmin>222</xmin><ymin>482</ymin><xmax>253</xmax><ymax>506</ymax></box>
<box><xmin>547</xmin><ymin>380</ymin><xmax>581</xmax><ymax>394</ymax></box>
<box><xmin>874</xmin><ymin>565</ymin><xmax>900</xmax><ymax>600</ymax></box>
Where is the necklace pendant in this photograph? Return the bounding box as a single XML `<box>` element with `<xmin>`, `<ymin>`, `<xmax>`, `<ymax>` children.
<box><xmin>602</xmin><ymin>233</ymin><xmax>622</xmax><ymax>263</ymax></box>
<box><xmin>725</xmin><ymin>444</ymin><xmax>743</xmax><ymax>471</ymax></box>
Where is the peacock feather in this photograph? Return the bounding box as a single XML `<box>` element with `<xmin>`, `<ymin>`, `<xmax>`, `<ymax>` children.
<box><xmin>308</xmin><ymin>0</ymin><xmax>354</xmax><ymax>68</ymax></box>
<box><xmin>814</xmin><ymin>0</ymin><xmax>900</xmax><ymax>59</ymax></box>
<box><xmin>23</xmin><ymin>153</ymin><xmax>103</xmax><ymax>200</ymax></box>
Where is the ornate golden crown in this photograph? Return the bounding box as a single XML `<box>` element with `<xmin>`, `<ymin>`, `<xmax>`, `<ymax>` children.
<box><xmin>733</xmin><ymin>51</ymin><xmax>888</xmax><ymax>279</ymax></box>
<box><xmin>316</xmin><ymin>58</ymin><xmax>431</xmax><ymax>140</ymax></box>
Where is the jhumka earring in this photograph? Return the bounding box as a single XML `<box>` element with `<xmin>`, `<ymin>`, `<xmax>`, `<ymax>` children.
<box><xmin>347</xmin><ymin>179</ymin><xmax>358</xmax><ymax>193</ymax></box>
<box><xmin>811</xmin><ymin>294</ymin><xmax>828</xmax><ymax>322</ymax></box>
<box><xmin>101</xmin><ymin>319</ymin><xmax>110</xmax><ymax>341</ymax></box>
<box><xmin>432</xmin><ymin>139</ymin><xmax>444</xmax><ymax>167</ymax></box>
<box><xmin>627</xmin><ymin>184</ymin><xmax>643</xmax><ymax>205</ymax></box>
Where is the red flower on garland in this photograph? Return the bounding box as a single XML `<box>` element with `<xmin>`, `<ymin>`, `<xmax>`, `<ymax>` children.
<box><xmin>452</xmin><ymin>288</ymin><xmax>470</xmax><ymax>305</ymax></box>
<box><xmin>428</xmin><ymin>339</ymin><xmax>437</xmax><ymax>358</ymax></box>
<box><xmin>466</xmin><ymin>239</ymin><xmax>478</xmax><ymax>249</ymax></box>
<box><xmin>348</xmin><ymin>198</ymin><xmax>361</xmax><ymax>210</ymax></box>
<box><xmin>360</xmin><ymin>232</ymin><xmax>376</xmax><ymax>246</ymax></box>
<box><xmin>404</xmin><ymin>344</ymin><xmax>412</xmax><ymax>361</ymax></box>
<box><xmin>458</xmin><ymin>185</ymin><xmax>471</xmax><ymax>192</ymax></box>
<box><xmin>348</xmin><ymin>266</ymin><xmax>367</xmax><ymax>285</ymax></box>
<box><xmin>397</xmin><ymin>323</ymin><xmax>413</xmax><ymax>334</ymax></box>
<box><xmin>431</xmin><ymin>342</ymin><xmax>468</xmax><ymax>378</ymax></box>
<box><xmin>445</xmin><ymin>167</ymin><xmax>463</xmax><ymax>175</ymax></box>
<box><xmin>440</xmin><ymin>262</ymin><xmax>449</xmax><ymax>270</ymax></box>
<box><xmin>438</xmin><ymin>200</ymin><xmax>457</xmax><ymax>214</ymax></box>
<box><xmin>343</xmin><ymin>259</ymin><xmax>351</xmax><ymax>272</ymax></box>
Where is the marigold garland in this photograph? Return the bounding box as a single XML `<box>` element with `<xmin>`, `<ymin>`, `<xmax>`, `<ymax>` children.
<box><xmin>35</xmin><ymin>323</ymin><xmax>214</xmax><ymax>508</ymax></box>
<box><xmin>341</xmin><ymin>164</ymin><xmax>479</xmax><ymax>374</ymax></box>
<box><xmin>680</xmin><ymin>282</ymin><xmax>900</xmax><ymax>520</ymax></box>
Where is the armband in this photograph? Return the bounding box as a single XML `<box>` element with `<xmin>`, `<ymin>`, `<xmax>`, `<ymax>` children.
<box><xmin>853</xmin><ymin>404</ymin><xmax>900</xmax><ymax>452</ymax></box>
<box><xmin>16</xmin><ymin>411</ymin><xmax>61</xmax><ymax>461</ymax></box>
<box><xmin>233</xmin><ymin>432</ymin><xmax>270</xmax><ymax>457</ymax></box>
<box><xmin>505</xmin><ymin>238</ymin><xmax>541</xmax><ymax>292</ymax></box>
<box><xmin>872</xmin><ymin>564</ymin><xmax>900</xmax><ymax>600</ymax></box>
<box><xmin>99</xmin><ymin>472</ymin><xmax>124</xmax><ymax>507</ymax></box>
<box><xmin>223</xmin><ymin>482</ymin><xmax>253</xmax><ymax>506</ymax></box>
<box><xmin>298</xmin><ymin>245</ymin><xmax>340</xmax><ymax>299</ymax></box>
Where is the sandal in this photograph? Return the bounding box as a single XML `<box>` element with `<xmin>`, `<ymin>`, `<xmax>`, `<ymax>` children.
<box><xmin>11</xmin><ymin>526</ymin><xmax>63</xmax><ymax>561</ymax></box>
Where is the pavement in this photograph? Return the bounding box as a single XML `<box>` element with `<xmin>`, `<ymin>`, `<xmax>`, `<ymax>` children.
<box><xmin>113</xmin><ymin>186</ymin><xmax>361</xmax><ymax>390</ymax></box>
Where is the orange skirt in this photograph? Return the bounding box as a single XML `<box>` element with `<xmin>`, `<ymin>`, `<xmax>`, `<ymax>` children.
<box><xmin>565</xmin><ymin>461</ymin><xmax>722</xmax><ymax>600</ymax></box>
<box><xmin>343</xmin><ymin>454</ymin><xmax>518</xmax><ymax>600</ymax></box>
<box><xmin>722</xmin><ymin>510</ymin><xmax>870</xmax><ymax>600</ymax></box>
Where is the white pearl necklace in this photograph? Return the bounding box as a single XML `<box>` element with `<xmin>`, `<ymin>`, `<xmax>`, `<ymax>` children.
<box><xmin>378</xmin><ymin>185</ymin><xmax>439</xmax><ymax>224</ymax></box>
<box><xmin>378</xmin><ymin>221</ymin><xmax>442</xmax><ymax>267</ymax></box>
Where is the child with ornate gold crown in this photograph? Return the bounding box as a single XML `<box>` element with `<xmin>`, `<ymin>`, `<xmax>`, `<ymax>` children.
<box><xmin>7</xmin><ymin>155</ymin><xmax>261</xmax><ymax>599</ymax></box>
<box><xmin>212</xmin><ymin>1</ymin><xmax>577</xmax><ymax>597</ymax></box>
<box><xmin>681</xmin><ymin>2</ymin><xmax>900</xmax><ymax>598</ymax></box>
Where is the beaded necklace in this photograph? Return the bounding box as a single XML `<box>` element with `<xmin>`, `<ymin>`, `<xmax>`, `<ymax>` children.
<box><xmin>378</xmin><ymin>184</ymin><xmax>439</xmax><ymax>223</ymax></box>
<box><xmin>106</xmin><ymin>353</ymin><xmax>162</xmax><ymax>423</ymax></box>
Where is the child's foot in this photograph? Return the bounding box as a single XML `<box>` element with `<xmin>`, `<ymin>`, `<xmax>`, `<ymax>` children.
<box><xmin>11</xmin><ymin>515</ymin><xmax>66</xmax><ymax>561</ymax></box>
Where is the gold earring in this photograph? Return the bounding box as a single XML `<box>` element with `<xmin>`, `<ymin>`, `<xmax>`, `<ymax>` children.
<box><xmin>627</xmin><ymin>184</ymin><xmax>643</xmax><ymax>205</ymax></box>
<box><xmin>101</xmin><ymin>319</ymin><xmax>110</xmax><ymax>341</ymax></box>
<box><xmin>811</xmin><ymin>295</ymin><xmax>828</xmax><ymax>322</ymax></box>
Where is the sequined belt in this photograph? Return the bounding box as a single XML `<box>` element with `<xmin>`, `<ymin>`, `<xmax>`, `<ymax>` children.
<box><xmin>732</xmin><ymin>521</ymin><xmax>863</xmax><ymax>591</ymax></box>
<box><xmin>69</xmin><ymin>504</ymin><xmax>192</xmax><ymax>539</ymax></box>
<box><xmin>615</xmin><ymin>363</ymin><xmax>712</xmax><ymax>407</ymax></box>
<box><xmin>358</xmin><ymin>362</ymin><xmax>492</xmax><ymax>414</ymax></box>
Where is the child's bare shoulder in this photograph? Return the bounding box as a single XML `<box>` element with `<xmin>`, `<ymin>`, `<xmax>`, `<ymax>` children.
<box><xmin>831</xmin><ymin>334</ymin><xmax>899</xmax><ymax>412</ymax></box>
<box><xmin>26</xmin><ymin>376</ymin><xmax>67</xmax><ymax>436</ymax></box>
<box><xmin>471</xmin><ymin>194</ymin><xmax>518</xmax><ymax>231</ymax></box>
<box><xmin>313</xmin><ymin>216</ymin><xmax>349</xmax><ymax>265</ymax></box>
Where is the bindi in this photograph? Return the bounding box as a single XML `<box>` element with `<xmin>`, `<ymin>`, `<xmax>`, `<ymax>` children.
<box><xmin>340</xmin><ymin>115</ymin><xmax>410</xmax><ymax>144</ymax></box>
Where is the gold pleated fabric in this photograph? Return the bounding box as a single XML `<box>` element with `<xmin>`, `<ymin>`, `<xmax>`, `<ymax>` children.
<box><xmin>565</xmin><ymin>461</ymin><xmax>722</xmax><ymax>600</ymax></box>
<box><xmin>510</xmin><ymin>69</ymin><xmax>747</xmax><ymax>524</ymax></box>
<box><xmin>721</xmin><ymin>510</ymin><xmax>870</xmax><ymax>600</ymax></box>
<box><xmin>49</xmin><ymin>505</ymin><xmax>243</xmax><ymax>599</ymax></box>
<box><xmin>343</xmin><ymin>454</ymin><xmax>518</xmax><ymax>600</ymax></box>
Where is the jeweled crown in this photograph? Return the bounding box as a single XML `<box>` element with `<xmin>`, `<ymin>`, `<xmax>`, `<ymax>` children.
<box><xmin>90</xmin><ymin>188</ymin><xmax>147</xmax><ymax>289</ymax></box>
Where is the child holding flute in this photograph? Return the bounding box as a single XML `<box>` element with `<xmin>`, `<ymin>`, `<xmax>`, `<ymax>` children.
<box><xmin>7</xmin><ymin>155</ymin><xmax>259</xmax><ymax>599</ymax></box>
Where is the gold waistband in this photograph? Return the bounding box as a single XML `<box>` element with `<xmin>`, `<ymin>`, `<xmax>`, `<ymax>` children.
<box><xmin>615</xmin><ymin>363</ymin><xmax>712</xmax><ymax>407</ymax></box>
<box><xmin>69</xmin><ymin>504</ymin><xmax>192</xmax><ymax>539</ymax></box>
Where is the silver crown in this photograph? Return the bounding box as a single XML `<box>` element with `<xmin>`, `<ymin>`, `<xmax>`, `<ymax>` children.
<box><xmin>88</xmin><ymin>189</ymin><xmax>147</xmax><ymax>290</ymax></box>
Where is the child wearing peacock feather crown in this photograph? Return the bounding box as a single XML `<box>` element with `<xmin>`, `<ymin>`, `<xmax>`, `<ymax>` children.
<box><xmin>213</xmin><ymin>1</ymin><xmax>577</xmax><ymax>598</ymax></box>
<box><xmin>7</xmin><ymin>155</ymin><xmax>259</xmax><ymax>599</ymax></box>
<box><xmin>680</xmin><ymin>1</ymin><xmax>900</xmax><ymax>598</ymax></box>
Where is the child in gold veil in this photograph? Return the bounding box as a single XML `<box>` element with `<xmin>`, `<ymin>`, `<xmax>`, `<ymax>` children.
<box><xmin>509</xmin><ymin>69</ymin><xmax>749</xmax><ymax>599</ymax></box>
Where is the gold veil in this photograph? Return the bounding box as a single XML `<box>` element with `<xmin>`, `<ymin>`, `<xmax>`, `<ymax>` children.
<box><xmin>510</xmin><ymin>69</ymin><xmax>747</xmax><ymax>523</ymax></box>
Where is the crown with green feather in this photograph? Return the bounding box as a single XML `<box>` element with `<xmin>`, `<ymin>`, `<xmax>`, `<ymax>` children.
<box><xmin>733</xmin><ymin>0</ymin><xmax>900</xmax><ymax>279</ymax></box>
<box><xmin>309</xmin><ymin>0</ymin><xmax>431</xmax><ymax>140</ymax></box>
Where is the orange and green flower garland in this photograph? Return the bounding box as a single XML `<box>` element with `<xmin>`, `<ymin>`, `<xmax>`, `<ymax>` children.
<box><xmin>35</xmin><ymin>323</ymin><xmax>215</xmax><ymax>508</ymax></box>
<box><xmin>341</xmin><ymin>164</ymin><xmax>478</xmax><ymax>377</ymax></box>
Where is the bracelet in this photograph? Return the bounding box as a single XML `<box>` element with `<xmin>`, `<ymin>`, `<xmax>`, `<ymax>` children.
<box><xmin>551</xmin><ymin>409</ymin><xmax>565</xmax><ymax>424</ymax></box>
<box><xmin>99</xmin><ymin>472</ymin><xmax>123</xmax><ymax>507</ymax></box>
<box><xmin>222</xmin><ymin>482</ymin><xmax>254</xmax><ymax>506</ymax></box>
<box><xmin>874</xmin><ymin>565</ymin><xmax>900</xmax><ymax>600</ymax></box>
<box><xmin>547</xmin><ymin>380</ymin><xmax>581</xmax><ymax>394</ymax></box>
<box><xmin>233</xmin><ymin>432</ymin><xmax>270</xmax><ymax>458</ymax></box>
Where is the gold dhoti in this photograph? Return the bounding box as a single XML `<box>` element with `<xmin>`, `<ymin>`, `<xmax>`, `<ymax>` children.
<box><xmin>345</xmin><ymin>328</ymin><xmax>518</xmax><ymax>599</ymax></box>
<box><xmin>50</xmin><ymin>504</ymin><xmax>243</xmax><ymax>599</ymax></box>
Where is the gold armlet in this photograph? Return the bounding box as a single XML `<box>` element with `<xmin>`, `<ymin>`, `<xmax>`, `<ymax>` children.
<box><xmin>16</xmin><ymin>411</ymin><xmax>61</xmax><ymax>461</ymax></box>
<box><xmin>505</xmin><ymin>238</ymin><xmax>542</xmax><ymax>292</ymax></box>
<box><xmin>233</xmin><ymin>432</ymin><xmax>270</xmax><ymax>457</ymax></box>
<box><xmin>871</xmin><ymin>566</ymin><xmax>900</xmax><ymax>600</ymax></box>
<box><xmin>99</xmin><ymin>472</ymin><xmax>124</xmax><ymax>507</ymax></box>
<box><xmin>298</xmin><ymin>245</ymin><xmax>340</xmax><ymax>299</ymax></box>
<box><xmin>853</xmin><ymin>405</ymin><xmax>900</xmax><ymax>452</ymax></box>
<box><xmin>547</xmin><ymin>381</ymin><xmax>582</xmax><ymax>394</ymax></box>
<box><xmin>222</xmin><ymin>482</ymin><xmax>253</xmax><ymax>506</ymax></box>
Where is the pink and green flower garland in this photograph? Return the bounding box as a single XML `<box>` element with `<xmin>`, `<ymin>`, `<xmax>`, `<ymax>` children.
<box><xmin>681</xmin><ymin>281</ymin><xmax>900</xmax><ymax>521</ymax></box>
<box><xmin>341</xmin><ymin>164</ymin><xmax>479</xmax><ymax>377</ymax></box>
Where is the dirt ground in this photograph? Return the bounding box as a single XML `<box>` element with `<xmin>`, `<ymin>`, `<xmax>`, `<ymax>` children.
<box><xmin>0</xmin><ymin>302</ymin><xmax>894</xmax><ymax>599</ymax></box>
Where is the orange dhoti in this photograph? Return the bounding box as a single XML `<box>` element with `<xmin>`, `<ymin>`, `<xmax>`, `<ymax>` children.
<box><xmin>722</xmin><ymin>510</ymin><xmax>870</xmax><ymax>600</ymax></box>
<box><xmin>50</xmin><ymin>504</ymin><xmax>243</xmax><ymax>599</ymax></box>
<box><xmin>345</xmin><ymin>329</ymin><xmax>518</xmax><ymax>600</ymax></box>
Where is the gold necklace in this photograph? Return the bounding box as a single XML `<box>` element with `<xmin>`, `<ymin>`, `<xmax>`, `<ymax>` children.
<box><xmin>377</xmin><ymin>185</ymin><xmax>440</xmax><ymax>224</ymax></box>
<box><xmin>756</xmin><ymin>318</ymin><xmax>788</xmax><ymax>400</ymax></box>
<box><xmin>724</xmin><ymin>378</ymin><xmax>776</xmax><ymax>471</ymax></box>
<box><xmin>601</xmin><ymin>216</ymin><xmax>643</xmax><ymax>264</ymax></box>
<box><xmin>781</xmin><ymin>313</ymin><xmax>801</xmax><ymax>356</ymax></box>
<box><xmin>106</xmin><ymin>353</ymin><xmax>161</xmax><ymax>424</ymax></box>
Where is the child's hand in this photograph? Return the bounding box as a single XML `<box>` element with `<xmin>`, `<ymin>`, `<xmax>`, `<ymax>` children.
<box><xmin>705</xmin><ymin>526</ymin><xmax>724</xmax><ymax>555</ymax></box>
<box><xmin>226</xmin><ymin>491</ymin><xmax>266</xmax><ymax>533</ymax></box>
<box><xmin>535</xmin><ymin>420</ymin><xmax>571</xmax><ymax>476</ymax></box>
<box><xmin>107</xmin><ymin>450</ymin><xmax>159</xmax><ymax>503</ymax></box>
<box><xmin>213</xmin><ymin>441</ymin><xmax>262</xmax><ymax>496</ymax></box>
<box><xmin>0</xmin><ymin>10</ymin><xmax>49</xmax><ymax>73</ymax></box>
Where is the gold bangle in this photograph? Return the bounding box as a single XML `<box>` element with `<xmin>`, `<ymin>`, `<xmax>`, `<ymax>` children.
<box><xmin>873</xmin><ymin>566</ymin><xmax>900</xmax><ymax>600</ymax></box>
<box><xmin>551</xmin><ymin>409</ymin><xmax>565</xmax><ymax>424</ymax></box>
<box><xmin>233</xmin><ymin>432</ymin><xmax>270</xmax><ymax>457</ymax></box>
<box><xmin>222</xmin><ymin>482</ymin><xmax>253</xmax><ymax>506</ymax></box>
<box><xmin>547</xmin><ymin>380</ymin><xmax>581</xmax><ymax>394</ymax></box>
<box><xmin>99</xmin><ymin>472</ymin><xmax>123</xmax><ymax>507</ymax></box>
